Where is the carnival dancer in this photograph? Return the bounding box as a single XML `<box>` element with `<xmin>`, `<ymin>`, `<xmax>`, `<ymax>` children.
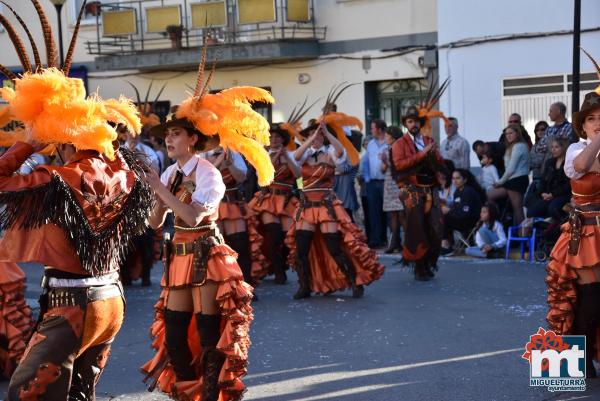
<box><xmin>286</xmin><ymin>85</ymin><xmax>384</xmax><ymax>299</ymax></box>
<box><xmin>545</xmin><ymin>50</ymin><xmax>600</xmax><ymax>378</ymax></box>
<box><xmin>248</xmin><ymin>102</ymin><xmax>314</xmax><ymax>284</ymax></box>
<box><xmin>140</xmin><ymin>41</ymin><xmax>274</xmax><ymax>401</ymax></box>
<box><xmin>391</xmin><ymin>109</ymin><xmax>446</xmax><ymax>281</ymax></box>
<box><xmin>199</xmin><ymin>143</ymin><xmax>268</xmax><ymax>288</ymax></box>
<box><xmin>0</xmin><ymin>1</ymin><xmax>153</xmax><ymax>398</ymax></box>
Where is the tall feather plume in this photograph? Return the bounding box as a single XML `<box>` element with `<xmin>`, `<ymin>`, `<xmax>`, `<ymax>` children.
<box><xmin>581</xmin><ymin>48</ymin><xmax>600</xmax><ymax>94</ymax></box>
<box><xmin>126</xmin><ymin>81</ymin><xmax>142</xmax><ymax>106</ymax></box>
<box><xmin>289</xmin><ymin>97</ymin><xmax>321</xmax><ymax>126</ymax></box>
<box><xmin>322</xmin><ymin>82</ymin><xmax>357</xmax><ymax>115</ymax></box>
<box><xmin>0</xmin><ymin>14</ymin><xmax>31</xmax><ymax>72</ymax></box>
<box><xmin>425</xmin><ymin>77</ymin><xmax>450</xmax><ymax>111</ymax></box>
<box><xmin>193</xmin><ymin>36</ymin><xmax>209</xmax><ymax>98</ymax></box>
<box><xmin>30</xmin><ymin>0</ymin><xmax>57</xmax><ymax>67</ymax></box>
<box><xmin>1</xmin><ymin>1</ymin><xmax>41</xmax><ymax>71</ymax></box>
<box><xmin>151</xmin><ymin>83</ymin><xmax>168</xmax><ymax>111</ymax></box>
<box><xmin>0</xmin><ymin>65</ymin><xmax>17</xmax><ymax>81</ymax></box>
<box><xmin>143</xmin><ymin>80</ymin><xmax>153</xmax><ymax>107</ymax></box>
<box><xmin>199</xmin><ymin>46</ymin><xmax>221</xmax><ymax>99</ymax></box>
<box><xmin>63</xmin><ymin>0</ymin><xmax>87</xmax><ymax>75</ymax></box>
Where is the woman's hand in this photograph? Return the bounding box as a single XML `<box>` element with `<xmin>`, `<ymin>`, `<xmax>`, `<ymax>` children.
<box><xmin>541</xmin><ymin>193</ymin><xmax>553</xmax><ymax>201</ymax></box>
<box><xmin>141</xmin><ymin>166</ymin><xmax>161</xmax><ymax>188</ymax></box>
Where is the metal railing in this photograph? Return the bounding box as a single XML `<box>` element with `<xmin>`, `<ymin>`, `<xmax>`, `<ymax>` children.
<box><xmin>85</xmin><ymin>0</ymin><xmax>326</xmax><ymax>56</ymax></box>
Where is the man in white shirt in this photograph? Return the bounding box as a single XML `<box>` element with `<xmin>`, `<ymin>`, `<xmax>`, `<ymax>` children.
<box><xmin>365</xmin><ymin>119</ymin><xmax>389</xmax><ymax>248</ymax></box>
<box><xmin>440</xmin><ymin>117</ymin><xmax>470</xmax><ymax>169</ymax></box>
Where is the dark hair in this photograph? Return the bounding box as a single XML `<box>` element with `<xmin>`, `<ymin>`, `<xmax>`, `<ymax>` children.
<box><xmin>481</xmin><ymin>201</ymin><xmax>500</xmax><ymax>229</ymax></box>
<box><xmin>454</xmin><ymin>168</ymin><xmax>486</xmax><ymax>203</ymax></box>
<box><xmin>440</xmin><ymin>159</ymin><xmax>455</xmax><ymax>189</ymax></box>
<box><xmin>509</xmin><ymin>113</ymin><xmax>522</xmax><ymax>122</ymax></box>
<box><xmin>447</xmin><ymin>117</ymin><xmax>458</xmax><ymax>125</ymax></box>
<box><xmin>472</xmin><ymin>140</ymin><xmax>484</xmax><ymax>152</ymax></box>
<box><xmin>483</xmin><ymin>147</ymin><xmax>496</xmax><ymax>163</ymax></box>
<box><xmin>372</xmin><ymin>119</ymin><xmax>387</xmax><ymax>131</ymax></box>
<box><xmin>385</xmin><ymin>125</ymin><xmax>403</xmax><ymax>140</ymax></box>
<box><xmin>553</xmin><ymin>102</ymin><xmax>567</xmax><ymax>116</ymax></box>
<box><xmin>549</xmin><ymin>136</ymin><xmax>569</xmax><ymax>155</ymax></box>
<box><xmin>191</xmin><ymin>130</ymin><xmax>209</xmax><ymax>151</ymax></box>
<box><xmin>269</xmin><ymin>124</ymin><xmax>291</xmax><ymax>146</ymax></box>
<box><xmin>533</xmin><ymin>120</ymin><xmax>549</xmax><ymax>142</ymax></box>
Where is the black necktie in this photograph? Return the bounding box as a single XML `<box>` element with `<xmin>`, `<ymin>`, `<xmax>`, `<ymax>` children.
<box><xmin>311</xmin><ymin>150</ymin><xmax>323</xmax><ymax>162</ymax></box>
<box><xmin>169</xmin><ymin>170</ymin><xmax>183</xmax><ymax>194</ymax></box>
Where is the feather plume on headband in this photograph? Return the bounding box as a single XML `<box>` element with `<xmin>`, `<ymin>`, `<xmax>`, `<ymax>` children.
<box><xmin>276</xmin><ymin>97</ymin><xmax>320</xmax><ymax>150</ymax></box>
<box><xmin>174</xmin><ymin>39</ymin><xmax>275</xmax><ymax>186</ymax></box>
<box><xmin>127</xmin><ymin>80</ymin><xmax>167</xmax><ymax>130</ymax></box>
<box><xmin>0</xmin><ymin>1</ymin><xmax>141</xmax><ymax>159</ymax></box>
<box><xmin>416</xmin><ymin>77</ymin><xmax>450</xmax><ymax>137</ymax></box>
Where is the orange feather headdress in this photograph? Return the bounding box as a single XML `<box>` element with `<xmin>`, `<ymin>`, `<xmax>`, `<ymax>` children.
<box><xmin>416</xmin><ymin>77</ymin><xmax>450</xmax><ymax>137</ymax></box>
<box><xmin>127</xmin><ymin>80</ymin><xmax>167</xmax><ymax>130</ymax></box>
<box><xmin>276</xmin><ymin>97</ymin><xmax>320</xmax><ymax>151</ymax></box>
<box><xmin>173</xmin><ymin>40</ymin><xmax>274</xmax><ymax>186</ymax></box>
<box><xmin>0</xmin><ymin>0</ymin><xmax>141</xmax><ymax>160</ymax></box>
<box><xmin>306</xmin><ymin>83</ymin><xmax>363</xmax><ymax>165</ymax></box>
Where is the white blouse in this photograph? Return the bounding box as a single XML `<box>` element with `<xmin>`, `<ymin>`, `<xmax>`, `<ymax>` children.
<box><xmin>160</xmin><ymin>155</ymin><xmax>225</xmax><ymax>212</ymax></box>
<box><xmin>298</xmin><ymin>145</ymin><xmax>347</xmax><ymax>166</ymax></box>
<box><xmin>564</xmin><ymin>140</ymin><xmax>588</xmax><ymax>180</ymax></box>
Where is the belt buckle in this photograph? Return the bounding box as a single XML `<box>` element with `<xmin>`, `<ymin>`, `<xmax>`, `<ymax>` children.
<box><xmin>175</xmin><ymin>242</ymin><xmax>186</xmax><ymax>256</ymax></box>
<box><xmin>596</xmin><ymin>215</ymin><xmax>600</xmax><ymax>226</ymax></box>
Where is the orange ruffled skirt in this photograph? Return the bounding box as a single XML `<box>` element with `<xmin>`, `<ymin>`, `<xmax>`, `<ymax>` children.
<box><xmin>248</xmin><ymin>191</ymin><xmax>299</xmax><ymax>221</ymax></box>
<box><xmin>546</xmin><ymin>223</ymin><xmax>600</xmax><ymax>359</ymax></box>
<box><xmin>0</xmin><ymin>262</ymin><xmax>34</xmax><ymax>379</ymax></box>
<box><xmin>219</xmin><ymin>201</ymin><xmax>269</xmax><ymax>283</ymax></box>
<box><xmin>143</xmin><ymin>236</ymin><xmax>254</xmax><ymax>401</ymax></box>
<box><xmin>285</xmin><ymin>199</ymin><xmax>384</xmax><ymax>294</ymax></box>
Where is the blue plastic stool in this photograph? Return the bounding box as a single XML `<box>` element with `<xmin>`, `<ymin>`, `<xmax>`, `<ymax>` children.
<box><xmin>505</xmin><ymin>226</ymin><xmax>537</xmax><ymax>262</ymax></box>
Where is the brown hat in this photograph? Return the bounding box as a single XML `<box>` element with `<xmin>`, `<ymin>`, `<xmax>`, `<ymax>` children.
<box><xmin>402</xmin><ymin>109</ymin><xmax>425</xmax><ymax>126</ymax></box>
<box><xmin>148</xmin><ymin>115</ymin><xmax>200</xmax><ymax>138</ymax></box>
<box><xmin>572</xmin><ymin>91</ymin><xmax>600</xmax><ymax>139</ymax></box>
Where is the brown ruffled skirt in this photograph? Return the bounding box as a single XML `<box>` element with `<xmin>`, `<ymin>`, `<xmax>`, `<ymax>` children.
<box><xmin>285</xmin><ymin>199</ymin><xmax>384</xmax><ymax>294</ymax></box>
<box><xmin>546</xmin><ymin>223</ymin><xmax>600</xmax><ymax>359</ymax></box>
<box><xmin>0</xmin><ymin>262</ymin><xmax>34</xmax><ymax>378</ymax></box>
<box><xmin>142</xmin><ymin>244</ymin><xmax>254</xmax><ymax>401</ymax></box>
<box><xmin>219</xmin><ymin>201</ymin><xmax>269</xmax><ymax>283</ymax></box>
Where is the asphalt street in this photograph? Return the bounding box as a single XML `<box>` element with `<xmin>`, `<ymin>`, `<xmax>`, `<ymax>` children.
<box><xmin>2</xmin><ymin>255</ymin><xmax>600</xmax><ymax>401</ymax></box>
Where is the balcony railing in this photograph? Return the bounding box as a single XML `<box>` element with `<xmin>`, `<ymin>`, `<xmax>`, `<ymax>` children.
<box><xmin>85</xmin><ymin>0</ymin><xmax>326</xmax><ymax>56</ymax></box>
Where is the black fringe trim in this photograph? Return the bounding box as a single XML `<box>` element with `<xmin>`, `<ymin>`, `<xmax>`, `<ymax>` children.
<box><xmin>0</xmin><ymin>155</ymin><xmax>154</xmax><ymax>276</ymax></box>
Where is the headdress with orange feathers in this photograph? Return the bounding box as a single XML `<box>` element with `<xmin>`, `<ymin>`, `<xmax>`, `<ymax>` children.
<box><xmin>170</xmin><ymin>39</ymin><xmax>275</xmax><ymax>186</ymax></box>
<box><xmin>275</xmin><ymin>97</ymin><xmax>320</xmax><ymax>151</ymax></box>
<box><xmin>127</xmin><ymin>80</ymin><xmax>167</xmax><ymax>130</ymax></box>
<box><xmin>306</xmin><ymin>83</ymin><xmax>363</xmax><ymax>165</ymax></box>
<box><xmin>416</xmin><ymin>77</ymin><xmax>451</xmax><ymax>137</ymax></box>
<box><xmin>0</xmin><ymin>0</ymin><xmax>140</xmax><ymax>160</ymax></box>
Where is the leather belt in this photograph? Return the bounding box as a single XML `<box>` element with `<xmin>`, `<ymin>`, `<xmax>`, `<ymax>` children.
<box><xmin>48</xmin><ymin>283</ymin><xmax>122</xmax><ymax>309</ymax></box>
<box><xmin>222</xmin><ymin>189</ymin><xmax>244</xmax><ymax>203</ymax></box>
<box><xmin>582</xmin><ymin>216</ymin><xmax>600</xmax><ymax>226</ymax></box>
<box><xmin>171</xmin><ymin>229</ymin><xmax>219</xmax><ymax>256</ymax></box>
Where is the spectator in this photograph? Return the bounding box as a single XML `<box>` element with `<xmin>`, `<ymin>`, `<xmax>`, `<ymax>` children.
<box><xmin>538</xmin><ymin>102</ymin><xmax>576</xmax><ymax>154</ymax></box>
<box><xmin>440</xmin><ymin>169</ymin><xmax>485</xmax><ymax>255</ymax></box>
<box><xmin>441</xmin><ymin>117</ymin><xmax>470</xmax><ymax>169</ymax></box>
<box><xmin>480</xmin><ymin>148</ymin><xmax>500</xmax><ymax>192</ymax></box>
<box><xmin>472</xmin><ymin>140</ymin><xmax>485</xmax><ymax>161</ymax></box>
<box><xmin>524</xmin><ymin>120</ymin><xmax>550</xmax><ymax>207</ymax></box>
<box><xmin>334</xmin><ymin>129</ymin><xmax>361</xmax><ymax>221</ymax></box>
<box><xmin>465</xmin><ymin>202</ymin><xmax>507</xmax><ymax>258</ymax></box>
<box><xmin>483</xmin><ymin>141</ymin><xmax>506</xmax><ymax>176</ymax></box>
<box><xmin>380</xmin><ymin>126</ymin><xmax>405</xmax><ymax>254</ymax></box>
<box><xmin>118</xmin><ymin>124</ymin><xmax>160</xmax><ymax>172</ymax></box>
<box><xmin>501</xmin><ymin>113</ymin><xmax>533</xmax><ymax>148</ymax></box>
<box><xmin>358</xmin><ymin>136</ymin><xmax>372</xmax><ymax>237</ymax></box>
<box><xmin>488</xmin><ymin>124</ymin><xmax>530</xmax><ymax>225</ymax></box>
<box><xmin>364</xmin><ymin>119</ymin><xmax>389</xmax><ymax>248</ymax></box>
<box><xmin>438</xmin><ymin>159</ymin><xmax>456</xmax><ymax>206</ymax></box>
<box><xmin>526</xmin><ymin>137</ymin><xmax>571</xmax><ymax>221</ymax></box>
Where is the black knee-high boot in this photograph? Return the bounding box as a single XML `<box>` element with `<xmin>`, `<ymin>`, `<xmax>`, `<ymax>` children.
<box><xmin>196</xmin><ymin>313</ymin><xmax>225</xmax><ymax>401</ymax></box>
<box><xmin>263</xmin><ymin>223</ymin><xmax>287</xmax><ymax>284</ymax></box>
<box><xmin>573</xmin><ymin>283</ymin><xmax>600</xmax><ymax>378</ymax></box>
<box><xmin>294</xmin><ymin>230</ymin><xmax>314</xmax><ymax>299</ymax></box>
<box><xmin>322</xmin><ymin>232</ymin><xmax>364</xmax><ymax>298</ymax></box>
<box><xmin>164</xmin><ymin>310</ymin><xmax>195</xmax><ymax>381</ymax></box>
<box><xmin>225</xmin><ymin>232</ymin><xmax>253</xmax><ymax>284</ymax></box>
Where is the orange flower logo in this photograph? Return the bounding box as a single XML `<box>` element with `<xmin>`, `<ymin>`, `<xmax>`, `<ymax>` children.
<box><xmin>523</xmin><ymin>327</ymin><xmax>570</xmax><ymax>372</ymax></box>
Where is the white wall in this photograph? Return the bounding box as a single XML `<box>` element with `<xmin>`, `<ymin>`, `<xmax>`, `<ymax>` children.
<box><xmin>317</xmin><ymin>0</ymin><xmax>437</xmax><ymax>42</ymax></box>
<box><xmin>437</xmin><ymin>0</ymin><xmax>600</xmax><ymax>166</ymax></box>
